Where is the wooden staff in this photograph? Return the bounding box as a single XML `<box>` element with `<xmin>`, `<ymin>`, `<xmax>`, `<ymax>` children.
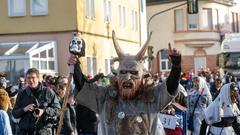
<box><xmin>56</xmin><ymin>65</ymin><xmax>74</xmax><ymax>135</ymax></box>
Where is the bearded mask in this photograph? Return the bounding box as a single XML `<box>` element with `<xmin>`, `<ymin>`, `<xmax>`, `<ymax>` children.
<box><xmin>111</xmin><ymin>31</ymin><xmax>152</xmax><ymax>99</ymax></box>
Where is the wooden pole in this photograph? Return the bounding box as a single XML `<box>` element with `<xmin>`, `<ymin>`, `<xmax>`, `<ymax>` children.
<box><xmin>56</xmin><ymin>73</ymin><xmax>73</xmax><ymax>135</ymax></box>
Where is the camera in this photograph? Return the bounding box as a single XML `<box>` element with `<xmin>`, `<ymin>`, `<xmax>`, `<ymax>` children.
<box><xmin>33</xmin><ymin>108</ymin><xmax>41</xmax><ymax>115</ymax></box>
<box><xmin>46</xmin><ymin>76</ymin><xmax>58</xmax><ymax>85</ymax></box>
<box><xmin>33</xmin><ymin>102</ymin><xmax>48</xmax><ymax>116</ymax></box>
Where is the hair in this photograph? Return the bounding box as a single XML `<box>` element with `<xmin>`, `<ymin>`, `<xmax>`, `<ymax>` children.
<box><xmin>0</xmin><ymin>83</ymin><xmax>4</xmax><ymax>89</ymax></box>
<box><xmin>42</xmin><ymin>74</ymin><xmax>47</xmax><ymax>79</ymax></box>
<box><xmin>0</xmin><ymin>89</ymin><xmax>10</xmax><ymax>111</ymax></box>
<box><xmin>192</xmin><ymin>76</ymin><xmax>200</xmax><ymax>82</ymax></box>
<box><xmin>214</xmin><ymin>78</ymin><xmax>222</xmax><ymax>84</ymax></box>
<box><xmin>26</xmin><ymin>68</ymin><xmax>40</xmax><ymax>77</ymax></box>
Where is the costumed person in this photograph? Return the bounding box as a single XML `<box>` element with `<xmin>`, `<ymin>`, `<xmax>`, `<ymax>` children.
<box><xmin>200</xmin><ymin>82</ymin><xmax>240</xmax><ymax>135</ymax></box>
<box><xmin>68</xmin><ymin>31</ymin><xmax>182</xmax><ymax>135</ymax></box>
<box><xmin>0</xmin><ymin>89</ymin><xmax>12</xmax><ymax>135</ymax></box>
<box><xmin>187</xmin><ymin>76</ymin><xmax>212</xmax><ymax>135</ymax></box>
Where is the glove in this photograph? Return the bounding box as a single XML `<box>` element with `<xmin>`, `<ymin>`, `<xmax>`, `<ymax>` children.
<box><xmin>170</xmin><ymin>55</ymin><xmax>181</xmax><ymax>66</ymax></box>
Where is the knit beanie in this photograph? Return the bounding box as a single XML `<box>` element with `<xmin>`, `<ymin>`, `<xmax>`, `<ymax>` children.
<box><xmin>0</xmin><ymin>89</ymin><xmax>10</xmax><ymax>111</ymax></box>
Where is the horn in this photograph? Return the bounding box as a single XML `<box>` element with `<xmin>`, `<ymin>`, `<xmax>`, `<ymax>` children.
<box><xmin>112</xmin><ymin>30</ymin><xmax>124</xmax><ymax>57</ymax></box>
<box><xmin>136</xmin><ymin>32</ymin><xmax>152</xmax><ymax>60</ymax></box>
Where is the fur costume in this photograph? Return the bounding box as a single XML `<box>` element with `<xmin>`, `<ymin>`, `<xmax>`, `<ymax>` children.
<box><xmin>74</xmin><ymin>31</ymin><xmax>181</xmax><ymax>135</ymax></box>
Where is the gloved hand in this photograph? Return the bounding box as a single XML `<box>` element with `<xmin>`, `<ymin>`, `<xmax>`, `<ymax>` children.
<box><xmin>94</xmin><ymin>73</ymin><xmax>104</xmax><ymax>80</ymax></box>
<box><xmin>168</xmin><ymin>43</ymin><xmax>181</xmax><ymax>66</ymax></box>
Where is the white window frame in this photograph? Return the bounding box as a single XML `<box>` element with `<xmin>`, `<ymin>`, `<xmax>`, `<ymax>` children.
<box><xmin>87</xmin><ymin>56</ymin><xmax>97</xmax><ymax>76</ymax></box>
<box><xmin>104</xmin><ymin>0</ymin><xmax>111</xmax><ymax>22</ymax></box>
<box><xmin>131</xmin><ymin>10</ymin><xmax>134</xmax><ymax>31</ymax></box>
<box><xmin>8</xmin><ymin>0</ymin><xmax>26</xmax><ymax>17</ymax></box>
<box><xmin>188</xmin><ymin>13</ymin><xmax>199</xmax><ymax>30</ymax></box>
<box><xmin>30</xmin><ymin>0</ymin><xmax>48</xmax><ymax>16</ymax></box>
<box><xmin>85</xmin><ymin>0</ymin><xmax>90</xmax><ymax>17</ymax></box>
<box><xmin>202</xmin><ymin>8</ymin><xmax>213</xmax><ymax>30</ymax></box>
<box><xmin>212</xmin><ymin>9</ymin><xmax>219</xmax><ymax>30</ymax></box>
<box><xmin>0</xmin><ymin>41</ymin><xmax>58</xmax><ymax>74</ymax></box>
<box><xmin>118</xmin><ymin>5</ymin><xmax>122</xmax><ymax>27</ymax></box>
<box><xmin>174</xmin><ymin>9</ymin><xmax>184</xmax><ymax>31</ymax></box>
<box><xmin>91</xmin><ymin>0</ymin><xmax>95</xmax><ymax>18</ymax></box>
<box><xmin>159</xmin><ymin>49</ymin><xmax>171</xmax><ymax>71</ymax></box>
<box><xmin>85</xmin><ymin>0</ymin><xmax>95</xmax><ymax>19</ymax></box>
<box><xmin>29</xmin><ymin>41</ymin><xmax>58</xmax><ymax>73</ymax></box>
<box><xmin>123</xmin><ymin>6</ymin><xmax>126</xmax><ymax>27</ymax></box>
<box><xmin>135</xmin><ymin>11</ymin><xmax>138</xmax><ymax>31</ymax></box>
<box><xmin>105</xmin><ymin>59</ymin><xmax>111</xmax><ymax>75</ymax></box>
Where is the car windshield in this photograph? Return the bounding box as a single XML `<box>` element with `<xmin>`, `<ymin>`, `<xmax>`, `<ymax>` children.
<box><xmin>223</xmin><ymin>53</ymin><xmax>240</xmax><ymax>68</ymax></box>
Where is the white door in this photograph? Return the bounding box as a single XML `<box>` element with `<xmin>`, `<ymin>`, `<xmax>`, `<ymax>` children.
<box><xmin>194</xmin><ymin>56</ymin><xmax>206</xmax><ymax>74</ymax></box>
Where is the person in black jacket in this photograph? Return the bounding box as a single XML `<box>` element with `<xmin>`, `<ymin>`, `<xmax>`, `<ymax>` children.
<box><xmin>12</xmin><ymin>68</ymin><xmax>61</xmax><ymax>135</ymax></box>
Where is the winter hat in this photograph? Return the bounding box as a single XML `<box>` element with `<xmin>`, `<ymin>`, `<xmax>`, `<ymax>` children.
<box><xmin>0</xmin><ymin>77</ymin><xmax>9</xmax><ymax>84</ymax></box>
<box><xmin>6</xmin><ymin>86</ymin><xmax>18</xmax><ymax>97</ymax></box>
<box><xmin>0</xmin><ymin>89</ymin><xmax>10</xmax><ymax>111</ymax></box>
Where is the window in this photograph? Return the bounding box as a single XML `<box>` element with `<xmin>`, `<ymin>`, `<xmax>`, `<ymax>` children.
<box><xmin>40</xmin><ymin>50</ymin><xmax>47</xmax><ymax>58</ymax></box>
<box><xmin>0</xmin><ymin>41</ymin><xmax>57</xmax><ymax>83</ymax></box>
<box><xmin>30</xmin><ymin>0</ymin><xmax>48</xmax><ymax>16</ymax></box>
<box><xmin>92</xmin><ymin>57</ymin><xmax>97</xmax><ymax>75</ymax></box>
<box><xmin>188</xmin><ymin>13</ymin><xmax>199</xmax><ymax>30</ymax></box>
<box><xmin>212</xmin><ymin>9</ymin><xmax>219</xmax><ymax>30</ymax></box>
<box><xmin>135</xmin><ymin>11</ymin><xmax>138</xmax><ymax>31</ymax></box>
<box><xmin>159</xmin><ymin>49</ymin><xmax>171</xmax><ymax>71</ymax></box>
<box><xmin>0</xmin><ymin>60</ymin><xmax>25</xmax><ymax>84</ymax></box>
<box><xmin>132</xmin><ymin>10</ymin><xmax>134</xmax><ymax>30</ymax></box>
<box><xmin>202</xmin><ymin>8</ymin><xmax>213</xmax><ymax>30</ymax></box>
<box><xmin>140</xmin><ymin>0</ymin><xmax>144</xmax><ymax>13</ymax></box>
<box><xmin>87</xmin><ymin>57</ymin><xmax>91</xmax><ymax>75</ymax></box>
<box><xmin>174</xmin><ymin>9</ymin><xmax>184</xmax><ymax>31</ymax></box>
<box><xmin>118</xmin><ymin>5</ymin><xmax>122</xmax><ymax>26</ymax></box>
<box><xmin>232</xmin><ymin>12</ymin><xmax>239</xmax><ymax>32</ymax></box>
<box><xmin>87</xmin><ymin>57</ymin><xmax>97</xmax><ymax>76</ymax></box>
<box><xmin>8</xmin><ymin>0</ymin><xmax>26</xmax><ymax>16</ymax></box>
<box><xmin>131</xmin><ymin>10</ymin><xmax>138</xmax><ymax>31</ymax></box>
<box><xmin>118</xmin><ymin>5</ymin><xmax>126</xmax><ymax>28</ymax></box>
<box><xmin>48</xmin><ymin>48</ymin><xmax>54</xmax><ymax>57</ymax></box>
<box><xmin>85</xmin><ymin>0</ymin><xmax>95</xmax><ymax>19</ymax></box>
<box><xmin>104</xmin><ymin>0</ymin><xmax>111</xmax><ymax>22</ymax></box>
<box><xmin>30</xmin><ymin>41</ymin><xmax>57</xmax><ymax>72</ymax></box>
<box><xmin>123</xmin><ymin>6</ymin><xmax>126</xmax><ymax>27</ymax></box>
<box><xmin>105</xmin><ymin>59</ymin><xmax>111</xmax><ymax>75</ymax></box>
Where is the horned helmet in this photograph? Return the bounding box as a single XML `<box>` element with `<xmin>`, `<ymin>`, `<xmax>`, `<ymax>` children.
<box><xmin>111</xmin><ymin>31</ymin><xmax>152</xmax><ymax>99</ymax></box>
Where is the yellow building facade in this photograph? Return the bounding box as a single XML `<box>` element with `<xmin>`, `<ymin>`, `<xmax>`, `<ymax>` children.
<box><xmin>0</xmin><ymin>0</ymin><xmax>143</xmax><ymax>82</ymax></box>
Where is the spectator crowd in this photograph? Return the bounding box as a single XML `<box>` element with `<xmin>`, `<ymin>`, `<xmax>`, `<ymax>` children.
<box><xmin>0</xmin><ymin>67</ymin><xmax>240</xmax><ymax>135</ymax></box>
